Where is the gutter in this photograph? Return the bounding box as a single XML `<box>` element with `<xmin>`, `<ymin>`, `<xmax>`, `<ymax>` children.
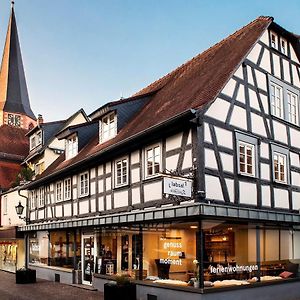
<box><xmin>24</xmin><ymin>109</ymin><xmax>197</xmax><ymax>189</ymax></box>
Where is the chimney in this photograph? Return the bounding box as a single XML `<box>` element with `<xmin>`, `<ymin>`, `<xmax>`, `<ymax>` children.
<box><xmin>37</xmin><ymin>114</ymin><xmax>43</xmax><ymax>126</ymax></box>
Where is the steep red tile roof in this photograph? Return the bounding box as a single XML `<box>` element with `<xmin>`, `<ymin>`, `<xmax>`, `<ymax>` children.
<box><xmin>0</xmin><ymin>125</ymin><xmax>28</xmax><ymax>158</ymax></box>
<box><xmin>0</xmin><ymin>161</ymin><xmax>22</xmax><ymax>190</ymax></box>
<box><xmin>32</xmin><ymin>16</ymin><xmax>273</xmax><ymax>185</ymax></box>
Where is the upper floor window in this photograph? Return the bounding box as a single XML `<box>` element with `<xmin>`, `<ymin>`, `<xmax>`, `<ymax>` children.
<box><xmin>239</xmin><ymin>142</ymin><xmax>255</xmax><ymax>176</ymax></box>
<box><xmin>271</xmin><ymin>145</ymin><xmax>289</xmax><ymax>184</ymax></box>
<box><xmin>79</xmin><ymin>172</ymin><xmax>89</xmax><ymax>197</ymax></box>
<box><xmin>273</xmin><ymin>152</ymin><xmax>287</xmax><ymax>183</ymax></box>
<box><xmin>30</xmin><ymin>191</ymin><xmax>36</xmax><ymax>210</ymax></box>
<box><xmin>236</xmin><ymin>132</ymin><xmax>258</xmax><ymax>177</ymax></box>
<box><xmin>64</xmin><ymin>178</ymin><xmax>71</xmax><ymax>200</ymax></box>
<box><xmin>100</xmin><ymin>112</ymin><xmax>116</xmax><ymax>143</ymax></box>
<box><xmin>7</xmin><ymin>113</ymin><xmax>21</xmax><ymax>127</ymax></box>
<box><xmin>270</xmin><ymin>32</ymin><xmax>278</xmax><ymax>49</ymax></box>
<box><xmin>287</xmin><ymin>91</ymin><xmax>299</xmax><ymax>125</ymax></box>
<box><xmin>280</xmin><ymin>38</ymin><xmax>287</xmax><ymax>55</ymax></box>
<box><xmin>3</xmin><ymin>195</ymin><xmax>7</xmax><ymax>215</ymax></box>
<box><xmin>56</xmin><ymin>181</ymin><xmax>63</xmax><ymax>202</ymax></box>
<box><xmin>145</xmin><ymin>144</ymin><xmax>161</xmax><ymax>178</ymax></box>
<box><xmin>268</xmin><ymin>75</ymin><xmax>300</xmax><ymax>126</ymax></box>
<box><xmin>38</xmin><ymin>188</ymin><xmax>45</xmax><ymax>207</ymax></box>
<box><xmin>115</xmin><ymin>158</ymin><xmax>128</xmax><ymax>187</ymax></box>
<box><xmin>270</xmin><ymin>82</ymin><xmax>284</xmax><ymax>118</ymax></box>
<box><xmin>34</xmin><ymin>162</ymin><xmax>45</xmax><ymax>176</ymax></box>
<box><xmin>66</xmin><ymin>135</ymin><xmax>78</xmax><ymax>160</ymax></box>
<box><xmin>30</xmin><ymin>130</ymin><xmax>42</xmax><ymax>151</ymax></box>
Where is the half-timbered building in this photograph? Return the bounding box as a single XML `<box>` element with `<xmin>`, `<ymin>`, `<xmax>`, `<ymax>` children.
<box><xmin>17</xmin><ymin>16</ymin><xmax>300</xmax><ymax>300</ymax></box>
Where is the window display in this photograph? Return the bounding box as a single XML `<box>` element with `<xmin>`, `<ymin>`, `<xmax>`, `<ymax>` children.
<box><xmin>202</xmin><ymin>221</ymin><xmax>300</xmax><ymax>288</ymax></box>
<box><xmin>29</xmin><ymin>231</ymin><xmax>49</xmax><ymax>265</ymax></box>
<box><xmin>49</xmin><ymin>231</ymin><xmax>79</xmax><ymax>269</ymax></box>
<box><xmin>0</xmin><ymin>242</ymin><xmax>17</xmax><ymax>272</ymax></box>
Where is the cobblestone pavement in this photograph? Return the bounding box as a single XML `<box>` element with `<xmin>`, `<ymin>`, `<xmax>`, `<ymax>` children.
<box><xmin>0</xmin><ymin>271</ymin><xmax>104</xmax><ymax>300</ymax></box>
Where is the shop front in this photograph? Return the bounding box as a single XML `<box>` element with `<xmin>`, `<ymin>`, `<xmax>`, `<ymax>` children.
<box><xmin>0</xmin><ymin>226</ymin><xmax>25</xmax><ymax>273</ymax></box>
<box><xmin>26</xmin><ymin>217</ymin><xmax>300</xmax><ymax>298</ymax></box>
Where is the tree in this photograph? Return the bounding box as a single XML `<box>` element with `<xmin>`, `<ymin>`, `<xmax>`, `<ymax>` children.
<box><xmin>12</xmin><ymin>167</ymin><xmax>34</xmax><ymax>187</ymax></box>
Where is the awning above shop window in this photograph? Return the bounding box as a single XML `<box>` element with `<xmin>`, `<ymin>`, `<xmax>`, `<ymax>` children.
<box><xmin>17</xmin><ymin>203</ymin><xmax>300</xmax><ymax>232</ymax></box>
<box><xmin>0</xmin><ymin>226</ymin><xmax>22</xmax><ymax>239</ymax></box>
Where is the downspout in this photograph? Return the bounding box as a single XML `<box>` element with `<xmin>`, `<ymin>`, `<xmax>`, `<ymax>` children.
<box><xmin>18</xmin><ymin>189</ymin><xmax>29</xmax><ymax>269</ymax></box>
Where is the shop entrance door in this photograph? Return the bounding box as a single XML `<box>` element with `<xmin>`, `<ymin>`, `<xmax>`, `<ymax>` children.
<box><xmin>82</xmin><ymin>235</ymin><xmax>95</xmax><ymax>285</ymax></box>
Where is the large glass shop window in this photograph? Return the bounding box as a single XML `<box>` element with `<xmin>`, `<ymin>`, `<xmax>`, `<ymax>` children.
<box><xmin>202</xmin><ymin>222</ymin><xmax>300</xmax><ymax>288</ymax></box>
<box><xmin>29</xmin><ymin>231</ymin><xmax>49</xmax><ymax>265</ymax></box>
<box><xmin>0</xmin><ymin>242</ymin><xmax>17</xmax><ymax>272</ymax></box>
<box><xmin>259</xmin><ymin>227</ymin><xmax>299</xmax><ymax>281</ymax></box>
<box><xmin>142</xmin><ymin>223</ymin><xmax>197</xmax><ymax>285</ymax></box>
<box><xmin>203</xmin><ymin>221</ymin><xmax>259</xmax><ymax>287</ymax></box>
<box><xmin>95</xmin><ymin>227</ymin><xmax>142</xmax><ymax>279</ymax></box>
<box><xmin>96</xmin><ymin>223</ymin><xmax>197</xmax><ymax>286</ymax></box>
<box><xmin>49</xmin><ymin>231</ymin><xmax>79</xmax><ymax>269</ymax></box>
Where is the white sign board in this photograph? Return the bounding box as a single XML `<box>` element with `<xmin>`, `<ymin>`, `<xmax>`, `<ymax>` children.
<box><xmin>163</xmin><ymin>177</ymin><xmax>192</xmax><ymax>197</ymax></box>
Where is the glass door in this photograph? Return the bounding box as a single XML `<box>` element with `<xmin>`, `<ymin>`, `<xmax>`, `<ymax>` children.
<box><xmin>82</xmin><ymin>235</ymin><xmax>95</xmax><ymax>285</ymax></box>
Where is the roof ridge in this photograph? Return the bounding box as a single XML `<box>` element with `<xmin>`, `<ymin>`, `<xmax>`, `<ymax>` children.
<box><xmin>133</xmin><ymin>16</ymin><xmax>273</xmax><ymax>98</ymax></box>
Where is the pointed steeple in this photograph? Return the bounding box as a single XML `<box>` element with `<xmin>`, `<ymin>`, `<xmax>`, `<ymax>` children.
<box><xmin>0</xmin><ymin>2</ymin><xmax>36</xmax><ymax>128</ymax></box>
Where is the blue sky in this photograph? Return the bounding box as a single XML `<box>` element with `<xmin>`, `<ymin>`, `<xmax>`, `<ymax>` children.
<box><xmin>0</xmin><ymin>0</ymin><xmax>299</xmax><ymax>121</ymax></box>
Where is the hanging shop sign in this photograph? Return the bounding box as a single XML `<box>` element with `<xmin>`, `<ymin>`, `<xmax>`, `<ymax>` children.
<box><xmin>163</xmin><ymin>177</ymin><xmax>192</xmax><ymax>197</ymax></box>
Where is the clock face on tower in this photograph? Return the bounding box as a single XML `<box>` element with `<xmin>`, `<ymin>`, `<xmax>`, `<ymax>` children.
<box><xmin>8</xmin><ymin>114</ymin><xmax>14</xmax><ymax>126</ymax></box>
<box><xmin>7</xmin><ymin>113</ymin><xmax>21</xmax><ymax>127</ymax></box>
<box><xmin>15</xmin><ymin>115</ymin><xmax>21</xmax><ymax>127</ymax></box>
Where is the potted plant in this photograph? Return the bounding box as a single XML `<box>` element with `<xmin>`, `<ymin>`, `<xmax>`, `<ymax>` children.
<box><xmin>16</xmin><ymin>267</ymin><xmax>36</xmax><ymax>284</ymax></box>
<box><xmin>104</xmin><ymin>274</ymin><xmax>136</xmax><ymax>300</ymax></box>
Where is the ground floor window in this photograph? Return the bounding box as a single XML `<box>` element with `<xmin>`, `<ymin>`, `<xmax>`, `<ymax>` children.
<box><xmin>29</xmin><ymin>231</ymin><xmax>49</xmax><ymax>265</ymax></box>
<box><xmin>27</xmin><ymin>219</ymin><xmax>300</xmax><ymax>289</ymax></box>
<box><xmin>202</xmin><ymin>221</ymin><xmax>300</xmax><ymax>288</ymax></box>
<box><xmin>29</xmin><ymin>230</ymin><xmax>81</xmax><ymax>269</ymax></box>
<box><xmin>0</xmin><ymin>242</ymin><xmax>17</xmax><ymax>272</ymax></box>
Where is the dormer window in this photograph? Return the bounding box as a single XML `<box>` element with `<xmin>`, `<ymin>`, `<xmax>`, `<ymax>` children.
<box><xmin>100</xmin><ymin>112</ymin><xmax>116</xmax><ymax>143</ymax></box>
<box><xmin>66</xmin><ymin>134</ymin><xmax>78</xmax><ymax>160</ymax></box>
<box><xmin>30</xmin><ymin>130</ymin><xmax>42</xmax><ymax>151</ymax></box>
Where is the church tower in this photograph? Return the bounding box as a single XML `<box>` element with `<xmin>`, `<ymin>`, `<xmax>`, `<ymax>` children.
<box><xmin>0</xmin><ymin>1</ymin><xmax>36</xmax><ymax>129</ymax></box>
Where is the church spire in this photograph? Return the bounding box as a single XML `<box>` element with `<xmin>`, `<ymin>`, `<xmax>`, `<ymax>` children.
<box><xmin>0</xmin><ymin>2</ymin><xmax>36</xmax><ymax>129</ymax></box>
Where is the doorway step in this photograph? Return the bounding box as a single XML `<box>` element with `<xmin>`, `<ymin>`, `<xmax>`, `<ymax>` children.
<box><xmin>71</xmin><ymin>284</ymin><xmax>98</xmax><ymax>291</ymax></box>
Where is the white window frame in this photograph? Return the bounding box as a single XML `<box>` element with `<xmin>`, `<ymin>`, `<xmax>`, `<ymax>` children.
<box><xmin>238</xmin><ymin>141</ymin><xmax>255</xmax><ymax>177</ymax></box>
<box><xmin>270</xmin><ymin>31</ymin><xmax>278</xmax><ymax>49</ymax></box>
<box><xmin>3</xmin><ymin>195</ymin><xmax>7</xmax><ymax>215</ymax></box>
<box><xmin>56</xmin><ymin>181</ymin><xmax>63</xmax><ymax>202</ymax></box>
<box><xmin>271</xmin><ymin>145</ymin><xmax>289</xmax><ymax>184</ymax></box>
<box><xmin>79</xmin><ymin>172</ymin><xmax>89</xmax><ymax>197</ymax></box>
<box><xmin>273</xmin><ymin>152</ymin><xmax>287</xmax><ymax>183</ymax></box>
<box><xmin>280</xmin><ymin>37</ymin><xmax>287</xmax><ymax>55</ymax></box>
<box><xmin>36</xmin><ymin>130</ymin><xmax>42</xmax><ymax>147</ymax></box>
<box><xmin>39</xmin><ymin>187</ymin><xmax>45</xmax><ymax>207</ymax></box>
<box><xmin>270</xmin><ymin>82</ymin><xmax>284</xmax><ymax>119</ymax></box>
<box><xmin>287</xmin><ymin>90</ymin><xmax>299</xmax><ymax>125</ymax></box>
<box><xmin>30</xmin><ymin>190</ymin><xmax>36</xmax><ymax>210</ymax></box>
<box><xmin>114</xmin><ymin>157</ymin><xmax>128</xmax><ymax>187</ymax></box>
<box><xmin>30</xmin><ymin>135</ymin><xmax>36</xmax><ymax>150</ymax></box>
<box><xmin>64</xmin><ymin>178</ymin><xmax>72</xmax><ymax>200</ymax></box>
<box><xmin>236</xmin><ymin>132</ymin><xmax>258</xmax><ymax>178</ymax></box>
<box><xmin>66</xmin><ymin>134</ymin><xmax>78</xmax><ymax>160</ymax></box>
<box><xmin>268</xmin><ymin>75</ymin><xmax>300</xmax><ymax>126</ymax></box>
<box><xmin>144</xmin><ymin>144</ymin><xmax>161</xmax><ymax>178</ymax></box>
<box><xmin>99</xmin><ymin>112</ymin><xmax>117</xmax><ymax>143</ymax></box>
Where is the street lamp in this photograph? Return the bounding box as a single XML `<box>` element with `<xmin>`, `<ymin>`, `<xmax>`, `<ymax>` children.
<box><xmin>15</xmin><ymin>201</ymin><xmax>29</xmax><ymax>222</ymax></box>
